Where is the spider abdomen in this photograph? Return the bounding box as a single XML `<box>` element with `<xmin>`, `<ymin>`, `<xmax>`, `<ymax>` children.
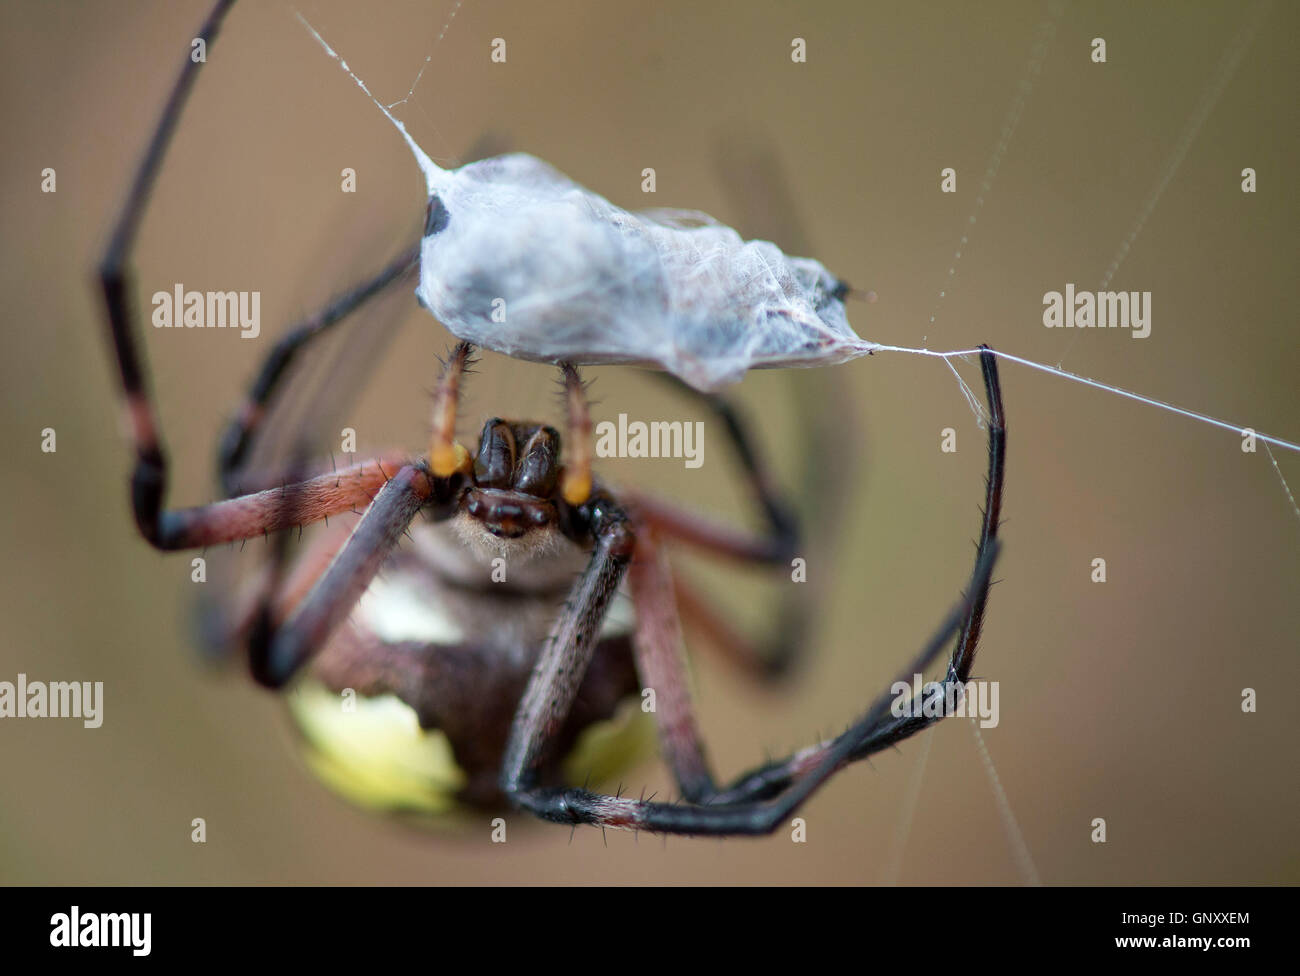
<box><xmin>286</xmin><ymin>521</ymin><xmax>649</xmax><ymax>814</ymax></box>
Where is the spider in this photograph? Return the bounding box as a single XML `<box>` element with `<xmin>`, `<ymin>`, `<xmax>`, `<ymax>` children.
<box><xmin>97</xmin><ymin>0</ymin><xmax>1005</xmax><ymax>835</ymax></box>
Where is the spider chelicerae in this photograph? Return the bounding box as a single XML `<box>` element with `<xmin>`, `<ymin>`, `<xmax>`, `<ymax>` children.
<box><xmin>98</xmin><ymin>0</ymin><xmax>1004</xmax><ymax>835</ymax></box>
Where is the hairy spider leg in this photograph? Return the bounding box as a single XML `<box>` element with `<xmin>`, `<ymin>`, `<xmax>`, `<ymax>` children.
<box><xmin>498</xmin><ymin>347</ymin><xmax>1004</xmax><ymax>833</ymax></box>
<box><xmin>628</xmin><ymin>375</ymin><xmax>810</xmax><ymax>680</ymax></box>
<box><xmin>559</xmin><ymin>362</ymin><xmax>593</xmax><ymax>506</ymax></box>
<box><xmin>429</xmin><ymin>341</ymin><xmax>475</xmax><ymax>476</ymax></box>
<box><xmin>95</xmin><ymin>0</ymin><xmax>443</xmax><ymax>695</ymax></box>
<box><xmin>216</xmin><ymin>246</ymin><xmax>419</xmax><ymax>496</ymax></box>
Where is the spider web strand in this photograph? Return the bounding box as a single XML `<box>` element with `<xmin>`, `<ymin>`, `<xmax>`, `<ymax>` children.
<box><xmin>869</xmin><ymin>344</ymin><xmax>1300</xmax><ymax>455</ymax></box>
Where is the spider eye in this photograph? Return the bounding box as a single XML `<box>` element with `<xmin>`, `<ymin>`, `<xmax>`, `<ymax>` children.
<box><xmin>474</xmin><ymin>419</ymin><xmax>516</xmax><ymax>488</ymax></box>
<box><xmin>424</xmin><ymin>195</ymin><xmax>450</xmax><ymax>236</ymax></box>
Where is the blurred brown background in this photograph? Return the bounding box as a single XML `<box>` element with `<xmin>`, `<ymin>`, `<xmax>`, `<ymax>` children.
<box><xmin>1</xmin><ymin>0</ymin><xmax>1296</xmax><ymax>884</ymax></box>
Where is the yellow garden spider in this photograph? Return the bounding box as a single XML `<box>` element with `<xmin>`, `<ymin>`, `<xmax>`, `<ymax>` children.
<box><xmin>98</xmin><ymin>0</ymin><xmax>1004</xmax><ymax>835</ymax></box>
